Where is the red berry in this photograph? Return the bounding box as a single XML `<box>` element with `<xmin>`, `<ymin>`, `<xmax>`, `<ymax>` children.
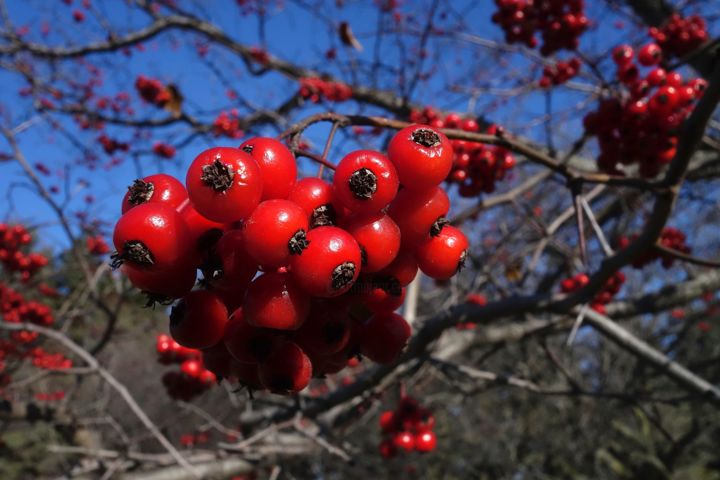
<box><xmin>388</xmin><ymin>186</ymin><xmax>450</xmax><ymax>246</ymax></box>
<box><xmin>203</xmin><ymin>229</ymin><xmax>257</xmax><ymax>290</ymax></box>
<box><xmin>359</xmin><ymin>283</ymin><xmax>406</xmax><ymax>313</ymax></box>
<box><xmin>377</xmin><ymin>249</ymin><xmax>418</xmax><ymax>287</ymax></box>
<box><xmin>121</xmin><ymin>174</ymin><xmax>187</xmax><ymax>214</ymax></box>
<box><xmin>358</xmin><ymin>312</ymin><xmax>411</xmax><ymax>364</ymax></box>
<box><xmin>223</xmin><ymin>308</ymin><xmax>280</xmax><ymax>363</ymax></box>
<box><xmin>258</xmin><ymin>341</ymin><xmax>312</xmax><ymax>394</ymax></box>
<box><xmin>239</xmin><ymin>137</ymin><xmax>297</xmax><ymax>200</ymax></box>
<box><xmin>112</xmin><ymin>203</ymin><xmax>191</xmax><ymax>271</ymax></box>
<box><xmin>244</xmin><ymin>200</ymin><xmax>309</xmax><ymax>270</ymax></box>
<box><xmin>186</xmin><ymin>147</ymin><xmax>263</xmax><ymax>223</ymax></box>
<box><xmin>342</xmin><ymin>213</ymin><xmax>400</xmax><ymax>273</ymax></box>
<box><xmin>333</xmin><ymin>150</ymin><xmax>399</xmax><ymax>213</ymax></box>
<box><xmin>287</xmin><ymin>177</ymin><xmax>336</xmax><ymax>228</ymax></box>
<box><xmin>123</xmin><ymin>261</ymin><xmax>196</xmax><ymax>299</ymax></box>
<box><xmin>293</xmin><ymin>301</ymin><xmax>351</xmax><ymax>355</ymax></box>
<box><xmin>415</xmin><ymin>225</ymin><xmax>469</xmax><ymax>280</ymax></box>
<box><xmin>414</xmin><ymin>430</ymin><xmax>437</xmax><ymax>452</ymax></box>
<box><xmin>289</xmin><ymin>226</ymin><xmax>361</xmax><ymax>297</ymax></box>
<box><xmin>393</xmin><ymin>431</ymin><xmax>415</xmax><ymax>452</ymax></box>
<box><xmin>612</xmin><ymin>45</ymin><xmax>634</xmax><ymax>65</ymax></box>
<box><xmin>379</xmin><ymin>410</ymin><xmax>396</xmax><ymax>432</ymax></box>
<box><xmin>638</xmin><ymin>43</ymin><xmax>662</xmax><ymax>66</ymax></box>
<box><xmin>388</xmin><ymin>125</ymin><xmax>454</xmax><ymax>190</ymax></box>
<box><xmin>177</xmin><ymin>201</ymin><xmax>227</xmax><ymax>265</ymax></box>
<box><xmin>170</xmin><ymin>290</ymin><xmax>228</xmax><ymax>349</ymax></box>
<box><xmin>244</xmin><ymin>271</ymin><xmax>310</xmax><ymax>330</ymax></box>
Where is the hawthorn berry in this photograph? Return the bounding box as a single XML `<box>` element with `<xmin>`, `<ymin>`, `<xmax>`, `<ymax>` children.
<box><xmin>333</xmin><ymin>149</ymin><xmax>399</xmax><ymax>213</ymax></box>
<box><xmin>258</xmin><ymin>341</ymin><xmax>312</xmax><ymax>393</ymax></box>
<box><xmin>293</xmin><ymin>301</ymin><xmax>351</xmax><ymax>355</ymax></box>
<box><xmin>123</xmin><ymin>260</ymin><xmax>196</xmax><ymax>300</ymax></box>
<box><xmin>186</xmin><ymin>147</ymin><xmax>262</xmax><ymax>223</ymax></box>
<box><xmin>223</xmin><ymin>308</ymin><xmax>280</xmax><ymax>363</ymax></box>
<box><xmin>244</xmin><ymin>199</ymin><xmax>309</xmax><ymax>270</ymax></box>
<box><xmin>244</xmin><ymin>271</ymin><xmax>310</xmax><ymax>330</ymax></box>
<box><xmin>393</xmin><ymin>431</ymin><xmax>416</xmax><ymax>452</ymax></box>
<box><xmin>358</xmin><ymin>312</ymin><xmax>411</xmax><ymax>364</ymax></box>
<box><xmin>415</xmin><ymin>225</ymin><xmax>469</xmax><ymax>280</ymax></box>
<box><xmin>414</xmin><ymin>430</ymin><xmax>437</xmax><ymax>452</ymax></box>
<box><xmin>289</xmin><ymin>226</ymin><xmax>361</xmax><ymax>297</ymax></box>
<box><xmin>342</xmin><ymin>213</ymin><xmax>400</xmax><ymax>273</ymax></box>
<box><xmin>638</xmin><ymin>43</ymin><xmax>662</xmax><ymax>66</ymax></box>
<box><xmin>121</xmin><ymin>174</ymin><xmax>187</xmax><ymax>214</ymax></box>
<box><xmin>202</xmin><ymin>229</ymin><xmax>257</xmax><ymax>290</ymax></box>
<box><xmin>239</xmin><ymin>137</ymin><xmax>297</xmax><ymax>200</ymax></box>
<box><xmin>287</xmin><ymin>177</ymin><xmax>337</xmax><ymax>228</ymax></box>
<box><xmin>170</xmin><ymin>290</ymin><xmax>228</xmax><ymax>349</ymax></box>
<box><xmin>388</xmin><ymin>125</ymin><xmax>453</xmax><ymax>190</ymax></box>
<box><xmin>388</xmin><ymin>186</ymin><xmax>450</xmax><ymax>246</ymax></box>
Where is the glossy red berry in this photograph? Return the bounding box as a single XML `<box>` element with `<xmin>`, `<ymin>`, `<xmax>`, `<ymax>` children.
<box><xmin>244</xmin><ymin>200</ymin><xmax>309</xmax><ymax>270</ymax></box>
<box><xmin>357</xmin><ymin>282</ymin><xmax>406</xmax><ymax>313</ymax></box>
<box><xmin>258</xmin><ymin>341</ymin><xmax>312</xmax><ymax>394</ymax></box>
<box><xmin>333</xmin><ymin>150</ymin><xmax>399</xmax><ymax>213</ymax></box>
<box><xmin>112</xmin><ymin>203</ymin><xmax>191</xmax><ymax>271</ymax></box>
<box><xmin>638</xmin><ymin>43</ymin><xmax>662</xmax><ymax>66</ymax></box>
<box><xmin>646</xmin><ymin>68</ymin><xmax>667</xmax><ymax>86</ymax></box>
<box><xmin>244</xmin><ymin>271</ymin><xmax>310</xmax><ymax>330</ymax></box>
<box><xmin>379</xmin><ymin>410</ymin><xmax>396</xmax><ymax>432</ymax></box>
<box><xmin>121</xmin><ymin>174</ymin><xmax>187</xmax><ymax>214</ymax></box>
<box><xmin>358</xmin><ymin>312</ymin><xmax>411</xmax><ymax>364</ymax></box>
<box><xmin>377</xmin><ymin>249</ymin><xmax>418</xmax><ymax>287</ymax></box>
<box><xmin>287</xmin><ymin>177</ymin><xmax>336</xmax><ymax>228</ymax></box>
<box><xmin>123</xmin><ymin>261</ymin><xmax>196</xmax><ymax>300</ymax></box>
<box><xmin>293</xmin><ymin>301</ymin><xmax>351</xmax><ymax>355</ymax></box>
<box><xmin>289</xmin><ymin>226</ymin><xmax>361</xmax><ymax>297</ymax></box>
<box><xmin>388</xmin><ymin>125</ymin><xmax>453</xmax><ymax>190</ymax></box>
<box><xmin>612</xmin><ymin>45</ymin><xmax>634</xmax><ymax>65</ymax></box>
<box><xmin>223</xmin><ymin>308</ymin><xmax>280</xmax><ymax>364</ymax></box>
<box><xmin>648</xmin><ymin>86</ymin><xmax>679</xmax><ymax>115</ymax></box>
<box><xmin>393</xmin><ymin>431</ymin><xmax>415</xmax><ymax>452</ymax></box>
<box><xmin>239</xmin><ymin>137</ymin><xmax>297</xmax><ymax>200</ymax></box>
<box><xmin>177</xmin><ymin>200</ymin><xmax>226</xmax><ymax>265</ymax></box>
<box><xmin>170</xmin><ymin>290</ymin><xmax>228</xmax><ymax>349</ymax></box>
<box><xmin>388</xmin><ymin>186</ymin><xmax>450</xmax><ymax>246</ymax></box>
<box><xmin>415</xmin><ymin>225</ymin><xmax>469</xmax><ymax>280</ymax></box>
<box><xmin>203</xmin><ymin>229</ymin><xmax>257</xmax><ymax>290</ymax></box>
<box><xmin>186</xmin><ymin>147</ymin><xmax>262</xmax><ymax>223</ymax></box>
<box><xmin>342</xmin><ymin>213</ymin><xmax>400</xmax><ymax>273</ymax></box>
<box><xmin>414</xmin><ymin>430</ymin><xmax>437</xmax><ymax>452</ymax></box>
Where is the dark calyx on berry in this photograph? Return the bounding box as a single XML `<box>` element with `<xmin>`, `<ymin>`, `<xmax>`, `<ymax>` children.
<box><xmin>110</xmin><ymin>240</ymin><xmax>154</xmax><ymax>269</ymax></box>
<box><xmin>331</xmin><ymin>261</ymin><xmax>356</xmax><ymax>290</ymax></box>
<box><xmin>241</xmin><ymin>144</ymin><xmax>254</xmax><ymax>154</ymax></box>
<box><xmin>288</xmin><ymin>229</ymin><xmax>310</xmax><ymax>255</ymax></box>
<box><xmin>348</xmin><ymin>168</ymin><xmax>377</xmax><ymax>200</ymax></box>
<box><xmin>311</xmin><ymin>204</ymin><xmax>336</xmax><ymax>228</ymax></box>
<box><xmin>411</xmin><ymin>128</ymin><xmax>440</xmax><ymax>148</ymax></box>
<box><xmin>201</xmin><ymin>159</ymin><xmax>235</xmax><ymax>192</ymax></box>
<box><xmin>127</xmin><ymin>179</ymin><xmax>154</xmax><ymax>205</ymax></box>
<box><xmin>430</xmin><ymin>216</ymin><xmax>449</xmax><ymax>237</ymax></box>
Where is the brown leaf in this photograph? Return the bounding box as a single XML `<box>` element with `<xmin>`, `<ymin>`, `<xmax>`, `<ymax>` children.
<box><xmin>163</xmin><ymin>84</ymin><xmax>183</xmax><ymax>118</ymax></box>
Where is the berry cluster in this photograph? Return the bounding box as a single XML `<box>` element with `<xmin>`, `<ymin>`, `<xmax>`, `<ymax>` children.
<box><xmin>156</xmin><ymin>334</ymin><xmax>216</xmax><ymax>401</ymax></box>
<box><xmin>650</xmin><ymin>14</ymin><xmax>708</xmax><ymax>58</ymax></box>
<box><xmin>152</xmin><ymin>142</ymin><xmax>176</xmax><ymax>159</ymax></box>
<box><xmin>135</xmin><ymin>75</ymin><xmax>172</xmax><ymax>107</ymax></box>
<box><xmin>0</xmin><ymin>224</ymin><xmax>49</xmax><ymax>282</ymax></box>
<box><xmin>98</xmin><ymin>134</ymin><xmax>129</xmax><ymax>155</ymax></box>
<box><xmin>583</xmin><ymin>44</ymin><xmax>707</xmax><ymax>177</ymax></box>
<box><xmin>113</xmin><ymin>126</ymin><xmax>468</xmax><ymax>396</ymax></box>
<box><xmin>618</xmin><ymin>227</ymin><xmax>691</xmax><ymax>269</ymax></box>
<box><xmin>298</xmin><ymin>77</ymin><xmax>352</xmax><ymax>103</ymax></box>
<box><xmin>491</xmin><ymin>0</ymin><xmax>589</xmax><ymax>56</ymax></box>
<box><xmin>539</xmin><ymin>57</ymin><xmax>581</xmax><ymax>87</ymax></box>
<box><xmin>409</xmin><ymin>108</ymin><xmax>516</xmax><ymax>196</ymax></box>
<box><xmin>86</xmin><ymin>235</ymin><xmax>110</xmax><ymax>255</ymax></box>
<box><xmin>378</xmin><ymin>395</ymin><xmax>437</xmax><ymax>458</ymax></box>
<box><xmin>212</xmin><ymin>110</ymin><xmax>244</xmax><ymax>139</ymax></box>
<box><xmin>560</xmin><ymin>271</ymin><xmax>625</xmax><ymax>314</ymax></box>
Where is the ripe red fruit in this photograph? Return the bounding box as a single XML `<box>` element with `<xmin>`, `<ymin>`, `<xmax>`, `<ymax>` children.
<box><xmin>359</xmin><ymin>283</ymin><xmax>406</xmax><ymax>313</ymax></box>
<box><xmin>293</xmin><ymin>302</ymin><xmax>351</xmax><ymax>355</ymax></box>
<box><xmin>393</xmin><ymin>431</ymin><xmax>415</xmax><ymax>452</ymax></box>
<box><xmin>612</xmin><ymin>45</ymin><xmax>634</xmax><ymax>65</ymax></box>
<box><xmin>177</xmin><ymin>200</ymin><xmax>226</xmax><ymax>264</ymax></box>
<box><xmin>170</xmin><ymin>290</ymin><xmax>228</xmax><ymax>349</ymax></box>
<box><xmin>287</xmin><ymin>177</ymin><xmax>336</xmax><ymax>228</ymax></box>
<box><xmin>121</xmin><ymin>174</ymin><xmax>187</xmax><ymax>214</ymax></box>
<box><xmin>646</xmin><ymin>68</ymin><xmax>667</xmax><ymax>86</ymax></box>
<box><xmin>648</xmin><ymin>86</ymin><xmax>679</xmax><ymax>115</ymax></box>
<box><xmin>244</xmin><ymin>200</ymin><xmax>309</xmax><ymax>269</ymax></box>
<box><xmin>342</xmin><ymin>213</ymin><xmax>400</xmax><ymax>273</ymax></box>
<box><xmin>186</xmin><ymin>147</ymin><xmax>262</xmax><ymax>223</ymax></box>
<box><xmin>201</xmin><ymin>342</ymin><xmax>234</xmax><ymax>379</ymax></box>
<box><xmin>377</xmin><ymin>249</ymin><xmax>418</xmax><ymax>287</ymax></box>
<box><xmin>244</xmin><ymin>271</ymin><xmax>310</xmax><ymax>330</ymax></box>
<box><xmin>388</xmin><ymin>125</ymin><xmax>453</xmax><ymax>190</ymax></box>
<box><xmin>239</xmin><ymin>137</ymin><xmax>297</xmax><ymax>200</ymax></box>
<box><xmin>258</xmin><ymin>341</ymin><xmax>312</xmax><ymax>394</ymax></box>
<box><xmin>203</xmin><ymin>229</ymin><xmax>257</xmax><ymax>290</ymax></box>
<box><xmin>333</xmin><ymin>150</ymin><xmax>399</xmax><ymax>213</ymax></box>
<box><xmin>379</xmin><ymin>410</ymin><xmax>396</xmax><ymax>432</ymax></box>
<box><xmin>112</xmin><ymin>203</ymin><xmax>191</xmax><ymax>271</ymax></box>
<box><xmin>289</xmin><ymin>226</ymin><xmax>361</xmax><ymax>297</ymax></box>
<box><xmin>123</xmin><ymin>261</ymin><xmax>196</xmax><ymax>300</ymax></box>
<box><xmin>223</xmin><ymin>308</ymin><xmax>280</xmax><ymax>364</ymax></box>
<box><xmin>414</xmin><ymin>430</ymin><xmax>437</xmax><ymax>452</ymax></box>
<box><xmin>388</xmin><ymin>186</ymin><xmax>450</xmax><ymax>246</ymax></box>
<box><xmin>638</xmin><ymin>43</ymin><xmax>662</xmax><ymax>66</ymax></box>
<box><xmin>415</xmin><ymin>225</ymin><xmax>469</xmax><ymax>280</ymax></box>
<box><xmin>358</xmin><ymin>312</ymin><xmax>411</xmax><ymax>364</ymax></box>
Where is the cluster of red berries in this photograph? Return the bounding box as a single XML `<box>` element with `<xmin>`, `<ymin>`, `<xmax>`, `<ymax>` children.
<box><xmin>0</xmin><ymin>224</ymin><xmax>48</xmax><ymax>282</ymax></box>
<box><xmin>618</xmin><ymin>227</ymin><xmax>691</xmax><ymax>269</ymax></box>
<box><xmin>539</xmin><ymin>57</ymin><xmax>581</xmax><ymax>87</ymax></box>
<box><xmin>212</xmin><ymin>110</ymin><xmax>244</xmax><ymax>139</ymax></box>
<box><xmin>29</xmin><ymin>346</ymin><xmax>73</xmax><ymax>370</ymax></box>
<box><xmin>113</xmin><ymin>125</ymin><xmax>468</xmax><ymax>395</ymax></box>
<box><xmin>98</xmin><ymin>135</ymin><xmax>129</xmax><ymax>155</ymax></box>
<box><xmin>135</xmin><ymin>75</ymin><xmax>172</xmax><ymax>107</ymax></box>
<box><xmin>560</xmin><ymin>271</ymin><xmax>625</xmax><ymax>314</ymax></box>
<box><xmin>86</xmin><ymin>235</ymin><xmax>110</xmax><ymax>255</ymax></box>
<box><xmin>491</xmin><ymin>0</ymin><xmax>589</xmax><ymax>56</ymax></box>
<box><xmin>0</xmin><ymin>283</ymin><xmax>55</xmax><ymax>339</ymax></box>
<box><xmin>152</xmin><ymin>142</ymin><xmax>176</xmax><ymax>159</ymax></box>
<box><xmin>409</xmin><ymin>108</ymin><xmax>516</xmax><ymax>196</ymax></box>
<box><xmin>156</xmin><ymin>334</ymin><xmax>216</xmax><ymax>401</ymax></box>
<box><xmin>379</xmin><ymin>395</ymin><xmax>437</xmax><ymax>458</ymax></box>
<box><xmin>650</xmin><ymin>13</ymin><xmax>708</xmax><ymax>58</ymax></box>
<box><xmin>583</xmin><ymin>43</ymin><xmax>707</xmax><ymax>177</ymax></box>
<box><xmin>298</xmin><ymin>77</ymin><xmax>352</xmax><ymax>103</ymax></box>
